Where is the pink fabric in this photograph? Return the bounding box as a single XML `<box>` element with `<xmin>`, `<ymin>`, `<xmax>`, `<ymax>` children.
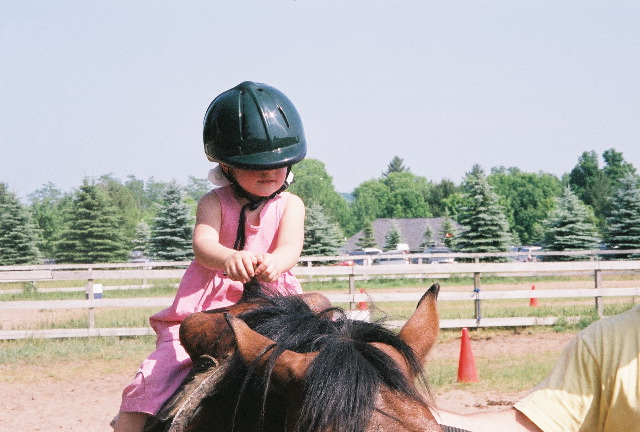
<box><xmin>119</xmin><ymin>186</ymin><xmax>302</xmax><ymax>415</ymax></box>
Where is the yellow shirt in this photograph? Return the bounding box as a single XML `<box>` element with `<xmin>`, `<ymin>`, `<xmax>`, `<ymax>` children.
<box><xmin>515</xmin><ymin>305</ymin><xmax>640</xmax><ymax>432</ymax></box>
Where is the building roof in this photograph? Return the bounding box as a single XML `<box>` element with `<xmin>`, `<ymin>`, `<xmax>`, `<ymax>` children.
<box><xmin>343</xmin><ymin>217</ymin><xmax>460</xmax><ymax>252</ymax></box>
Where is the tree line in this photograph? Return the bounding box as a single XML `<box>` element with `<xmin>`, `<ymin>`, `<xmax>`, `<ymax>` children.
<box><xmin>1</xmin><ymin>148</ymin><xmax>639</xmax><ymax>265</ymax></box>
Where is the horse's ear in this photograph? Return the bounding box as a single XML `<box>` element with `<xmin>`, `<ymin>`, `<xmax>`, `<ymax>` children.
<box><xmin>398</xmin><ymin>283</ymin><xmax>440</xmax><ymax>365</ymax></box>
<box><xmin>299</xmin><ymin>292</ymin><xmax>332</xmax><ymax>315</ymax></box>
<box><xmin>225</xmin><ymin>314</ymin><xmax>317</xmax><ymax>386</ymax></box>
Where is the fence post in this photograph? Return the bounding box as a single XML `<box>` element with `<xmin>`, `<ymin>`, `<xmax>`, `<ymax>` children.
<box><xmin>594</xmin><ymin>269</ymin><xmax>603</xmax><ymax>317</ymax></box>
<box><xmin>349</xmin><ymin>273</ymin><xmax>356</xmax><ymax>310</ymax></box>
<box><xmin>86</xmin><ymin>269</ymin><xmax>95</xmax><ymax>329</ymax></box>
<box><xmin>473</xmin><ymin>272</ymin><xmax>481</xmax><ymax>326</ymax></box>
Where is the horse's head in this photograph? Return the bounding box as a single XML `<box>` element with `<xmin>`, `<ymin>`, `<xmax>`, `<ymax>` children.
<box><xmin>179</xmin><ymin>290</ymin><xmax>333</xmax><ymax>361</ymax></box>
<box><xmin>226</xmin><ymin>283</ymin><xmax>443</xmax><ymax>432</ymax></box>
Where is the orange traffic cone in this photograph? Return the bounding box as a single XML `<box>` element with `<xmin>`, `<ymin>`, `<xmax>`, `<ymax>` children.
<box><xmin>358</xmin><ymin>289</ymin><xmax>368</xmax><ymax>311</ymax></box>
<box><xmin>529</xmin><ymin>285</ymin><xmax>538</xmax><ymax>307</ymax></box>
<box><xmin>347</xmin><ymin>289</ymin><xmax>371</xmax><ymax>322</ymax></box>
<box><xmin>457</xmin><ymin>327</ymin><xmax>479</xmax><ymax>383</ymax></box>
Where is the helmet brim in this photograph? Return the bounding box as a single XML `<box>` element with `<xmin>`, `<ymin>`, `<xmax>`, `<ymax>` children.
<box><xmin>210</xmin><ymin>144</ymin><xmax>306</xmax><ymax>170</ymax></box>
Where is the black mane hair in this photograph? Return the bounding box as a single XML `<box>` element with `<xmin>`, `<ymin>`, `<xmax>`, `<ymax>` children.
<box><xmin>197</xmin><ymin>280</ymin><xmax>431</xmax><ymax>432</ymax></box>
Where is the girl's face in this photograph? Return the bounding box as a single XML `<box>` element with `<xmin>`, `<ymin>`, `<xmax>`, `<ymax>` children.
<box><xmin>226</xmin><ymin>166</ymin><xmax>288</xmax><ymax>198</ymax></box>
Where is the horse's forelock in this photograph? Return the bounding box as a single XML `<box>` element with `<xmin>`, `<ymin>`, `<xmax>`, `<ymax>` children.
<box><xmin>217</xmin><ymin>293</ymin><xmax>431</xmax><ymax>432</ymax></box>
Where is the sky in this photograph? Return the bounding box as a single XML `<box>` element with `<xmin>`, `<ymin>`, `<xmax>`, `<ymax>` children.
<box><xmin>2</xmin><ymin>1</ymin><xmax>639</xmax><ymax>202</ymax></box>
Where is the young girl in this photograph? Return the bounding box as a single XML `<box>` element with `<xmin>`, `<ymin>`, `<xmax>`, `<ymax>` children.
<box><xmin>113</xmin><ymin>81</ymin><xmax>307</xmax><ymax>432</ymax></box>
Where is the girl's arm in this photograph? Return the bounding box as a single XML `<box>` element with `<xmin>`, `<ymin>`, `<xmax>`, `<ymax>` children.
<box><xmin>193</xmin><ymin>191</ymin><xmax>257</xmax><ymax>282</ymax></box>
<box><xmin>254</xmin><ymin>194</ymin><xmax>305</xmax><ymax>282</ymax></box>
<box><xmin>435</xmin><ymin>408</ymin><xmax>543</xmax><ymax>432</ymax></box>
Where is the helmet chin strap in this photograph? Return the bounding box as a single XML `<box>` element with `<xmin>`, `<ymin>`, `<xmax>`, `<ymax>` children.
<box><xmin>221</xmin><ymin>166</ymin><xmax>292</xmax><ymax>251</ymax></box>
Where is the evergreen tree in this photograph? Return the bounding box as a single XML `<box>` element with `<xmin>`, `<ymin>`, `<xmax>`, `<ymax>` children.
<box><xmin>455</xmin><ymin>166</ymin><xmax>511</xmax><ymax>260</ymax></box>
<box><xmin>355</xmin><ymin>219</ymin><xmax>377</xmax><ymax>249</ymax></box>
<box><xmin>383</xmin><ymin>156</ymin><xmax>410</xmax><ymax>176</ymax></box>
<box><xmin>148</xmin><ymin>183</ymin><xmax>194</xmax><ymax>261</ymax></box>
<box><xmin>420</xmin><ymin>224</ymin><xmax>434</xmax><ymax>249</ymax></box>
<box><xmin>604</xmin><ymin>175</ymin><xmax>640</xmax><ymax>259</ymax></box>
<box><xmin>542</xmin><ymin>187</ymin><xmax>600</xmax><ymax>261</ymax></box>
<box><xmin>132</xmin><ymin>221</ymin><xmax>151</xmax><ymax>257</ymax></box>
<box><xmin>302</xmin><ymin>204</ymin><xmax>344</xmax><ymax>256</ymax></box>
<box><xmin>383</xmin><ymin>224</ymin><xmax>402</xmax><ymax>250</ymax></box>
<box><xmin>440</xmin><ymin>215</ymin><xmax>456</xmax><ymax>249</ymax></box>
<box><xmin>0</xmin><ymin>183</ymin><xmax>41</xmax><ymax>265</ymax></box>
<box><xmin>55</xmin><ymin>180</ymin><xmax>129</xmax><ymax>263</ymax></box>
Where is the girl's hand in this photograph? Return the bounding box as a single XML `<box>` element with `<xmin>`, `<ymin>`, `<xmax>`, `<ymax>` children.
<box><xmin>223</xmin><ymin>251</ymin><xmax>257</xmax><ymax>283</ymax></box>
<box><xmin>254</xmin><ymin>253</ymin><xmax>282</xmax><ymax>283</ymax></box>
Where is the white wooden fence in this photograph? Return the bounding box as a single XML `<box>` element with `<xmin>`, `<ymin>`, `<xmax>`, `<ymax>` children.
<box><xmin>2</xmin><ymin>252</ymin><xmax>640</xmax><ymax>340</ymax></box>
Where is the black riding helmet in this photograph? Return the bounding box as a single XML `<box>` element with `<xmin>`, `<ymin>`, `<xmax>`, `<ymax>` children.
<box><xmin>203</xmin><ymin>81</ymin><xmax>307</xmax><ymax>250</ymax></box>
<box><xmin>203</xmin><ymin>81</ymin><xmax>307</xmax><ymax>170</ymax></box>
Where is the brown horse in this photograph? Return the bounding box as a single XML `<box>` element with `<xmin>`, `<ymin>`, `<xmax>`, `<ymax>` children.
<box><xmin>152</xmin><ymin>281</ymin><xmax>444</xmax><ymax>432</ymax></box>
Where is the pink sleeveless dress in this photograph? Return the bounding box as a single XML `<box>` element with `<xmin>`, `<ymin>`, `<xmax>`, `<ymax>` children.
<box><xmin>119</xmin><ymin>186</ymin><xmax>302</xmax><ymax>415</ymax></box>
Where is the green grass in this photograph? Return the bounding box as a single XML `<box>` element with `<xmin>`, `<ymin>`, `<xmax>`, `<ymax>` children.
<box><xmin>0</xmin><ymin>281</ymin><xmax>179</xmax><ymax>301</ymax></box>
<box><xmin>0</xmin><ymin>335</ymin><xmax>155</xmax><ymax>365</ymax></box>
<box><xmin>426</xmin><ymin>351</ymin><xmax>557</xmax><ymax>393</ymax></box>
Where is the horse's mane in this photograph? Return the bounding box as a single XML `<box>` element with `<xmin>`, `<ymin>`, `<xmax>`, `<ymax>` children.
<box><xmin>200</xmin><ymin>281</ymin><xmax>431</xmax><ymax>432</ymax></box>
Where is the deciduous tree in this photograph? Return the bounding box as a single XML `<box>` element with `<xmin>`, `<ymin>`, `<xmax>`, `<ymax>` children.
<box><xmin>28</xmin><ymin>182</ymin><xmax>68</xmax><ymax>259</ymax></box>
<box><xmin>290</xmin><ymin>159</ymin><xmax>354</xmax><ymax>235</ymax></box>
<box><xmin>488</xmin><ymin>167</ymin><xmax>562</xmax><ymax>244</ymax></box>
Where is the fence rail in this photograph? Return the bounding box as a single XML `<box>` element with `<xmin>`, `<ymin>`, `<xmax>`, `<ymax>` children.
<box><xmin>2</xmin><ymin>253</ymin><xmax>640</xmax><ymax>340</ymax></box>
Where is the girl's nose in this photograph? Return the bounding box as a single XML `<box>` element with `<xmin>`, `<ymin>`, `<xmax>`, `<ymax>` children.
<box><xmin>259</xmin><ymin>169</ymin><xmax>278</xmax><ymax>177</ymax></box>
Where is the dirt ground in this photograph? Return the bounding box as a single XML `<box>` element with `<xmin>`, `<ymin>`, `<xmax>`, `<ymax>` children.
<box><xmin>0</xmin><ymin>276</ymin><xmax>613</xmax><ymax>431</ymax></box>
<box><xmin>0</xmin><ymin>330</ymin><xmax>576</xmax><ymax>432</ymax></box>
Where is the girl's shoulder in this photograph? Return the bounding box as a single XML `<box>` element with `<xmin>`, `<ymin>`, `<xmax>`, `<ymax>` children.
<box><xmin>279</xmin><ymin>192</ymin><xmax>305</xmax><ymax>217</ymax></box>
<box><xmin>196</xmin><ymin>189</ymin><xmax>222</xmax><ymax>213</ymax></box>
<box><xmin>200</xmin><ymin>188</ymin><xmax>222</xmax><ymax>203</ymax></box>
<box><xmin>208</xmin><ymin>185</ymin><xmax>238</xmax><ymax>206</ymax></box>
<box><xmin>279</xmin><ymin>191</ymin><xmax>303</xmax><ymax>206</ymax></box>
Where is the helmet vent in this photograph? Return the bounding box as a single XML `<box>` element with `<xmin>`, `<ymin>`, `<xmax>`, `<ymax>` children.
<box><xmin>277</xmin><ymin>105</ymin><xmax>290</xmax><ymax>128</ymax></box>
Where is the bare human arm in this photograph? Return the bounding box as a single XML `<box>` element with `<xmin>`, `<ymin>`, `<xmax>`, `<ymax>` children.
<box><xmin>435</xmin><ymin>407</ymin><xmax>543</xmax><ymax>432</ymax></box>
<box><xmin>192</xmin><ymin>191</ymin><xmax>305</xmax><ymax>283</ymax></box>
<box><xmin>254</xmin><ymin>193</ymin><xmax>305</xmax><ymax>282</ymax></box>
<box><xmin>192</xmin><ymin>191</ymin><xmax>257</xmax><ymax>283</ymax></box>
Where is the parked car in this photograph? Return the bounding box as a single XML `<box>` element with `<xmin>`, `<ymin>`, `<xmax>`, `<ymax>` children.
<box><xmin>373</xmin><ymin>251</ymin><xmax>409</xmax><ymax>266</ymax></box>
<box><xmin>334</xmin><ymin>258</ymin><xmax>356</xmax><ymax>266</ymax></box>
<box><xmin>128</xmin><ymin>250</ymin><xmax>154</xmax><ymax>267</ymax></box>
<box><xmin>423</xmin><ymin>246</ymin><xmax>455</xmax><ymax>264</ymax></box>
<box><xmin>345</xmin><ymin>248</ymin><xmax>382</xmax><ymax>266</ymax></box>
<box><xmin>514</xmin><ymin>246</ymin><xmax>542</xmax><ymax>262</ymax></box>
